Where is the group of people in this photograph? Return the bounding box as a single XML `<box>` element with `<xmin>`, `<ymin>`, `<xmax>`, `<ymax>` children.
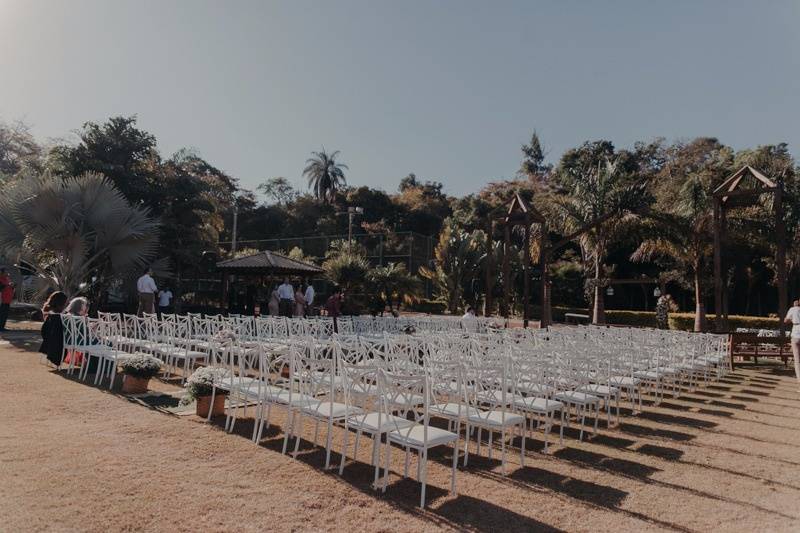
<box><xmin>268</xmin><ymin>278</ymin><xmax>315</xmax><ymax>317</ymax></box>
<box><xmin>38</xmin><ymin>291</ymin><xmax>93</xmax><ymax>368</ymax></box>
<box><xmin>136</xmin><ymin>267</ymin><xmax>173</xmax><ymax>317</ymax></box>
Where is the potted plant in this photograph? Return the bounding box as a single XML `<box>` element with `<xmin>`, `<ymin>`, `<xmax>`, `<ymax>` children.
<box><xmin>181</xmin><ymin>366</ymin><xmax>231</xmax><ymax>417</ymax></box>
<box><xmin>118</xmin><ymin>354</ymin><xmax>162</xmax><ymax>394</ymax></box>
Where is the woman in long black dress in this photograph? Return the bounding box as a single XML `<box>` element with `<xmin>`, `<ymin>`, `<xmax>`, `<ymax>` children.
<box><xmin>39</xmin><ymin>291</ymin><xmax>68</xmax><ymax>367</ymax></box>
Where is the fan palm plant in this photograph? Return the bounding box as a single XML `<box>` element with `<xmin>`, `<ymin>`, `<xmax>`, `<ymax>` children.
<box><xmin>0</xmin><ymin>172</ymin><xmax>159</xmax><ymax>298</ymax></box>
<box><xmin>419</xmin><ymin>222</ymin><xmax>482</xmax><ymax>314</ymax></box>
<box><xmin>303</xmin><ymin>149</ymin><xmax>348</xmax><ymax>203</ymax></box>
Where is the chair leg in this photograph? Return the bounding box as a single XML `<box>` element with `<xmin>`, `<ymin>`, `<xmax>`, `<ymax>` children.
<box><xmin>339</xmin><ymin>426</ymin><xmax>350</xmax><ymax>475</ymax></box>
<box><xmin>282</xmin><ymin>410</ymin><xmax>294</xmax><ymax>455</ymax></box>
<box><xmin>419</xmin><ymin>448</ymin><xmax>428</xmax><ymax>509</ymax></box>
<box><xmin>450</xmin><ymin>441</ymin><xmax>458</xmax><ymax>495</ymax></box>
<box><xmin>324</xmin><ymin>419</ymin><xmax>334</xmax><ymax>469</ymax></box>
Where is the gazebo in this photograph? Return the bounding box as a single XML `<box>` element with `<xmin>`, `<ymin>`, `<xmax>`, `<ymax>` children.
<box><xmin>216</xmin><ymin>250</ymin><xmax>323</xmax><ymax>314</ymax></box>
<box><xmin>712</xmin><ymin>165</ymin><xmax>788</xmax><ymax>333</ymax></box>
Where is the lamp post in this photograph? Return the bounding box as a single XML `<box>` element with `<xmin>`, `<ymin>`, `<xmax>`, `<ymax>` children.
<box><xmin>348</xmin><ymin>206</ymin><xmax>364</xmax><ymax>245</ymax></box>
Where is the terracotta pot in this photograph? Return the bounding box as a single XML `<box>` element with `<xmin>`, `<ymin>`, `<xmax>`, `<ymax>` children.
<box><xmin>121</xmin><ymin>375</ymin><xmax>150</xmax><ymax>394</ymax></box>
<box><xmin>196</xmin><ymin>393</ymin><xmax>227</xmax><ymax>418</ymax></box>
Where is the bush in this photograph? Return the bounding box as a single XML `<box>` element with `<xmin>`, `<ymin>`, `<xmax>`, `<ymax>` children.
<box><xmin>668</xmin><ymin>313</ymin><xmax>780</xmax><ymax>332</ymax></box>
<box><xmin>606</xmin><ymin>310</ymin><xmax>658</xmax><ymax>328</ymax></box>
<box><xmin>409</xmin><ymin>298</ymin><xmax>448</xmax><ymax>315</ymax></box>
<box><xmin>118</xmin><ymin>354</ymin><xmax>162</xmax><ymax>379</ymax></box>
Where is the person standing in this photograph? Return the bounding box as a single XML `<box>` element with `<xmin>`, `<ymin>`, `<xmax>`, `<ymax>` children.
<box><xmin>39</xmin><ymin>291</ymin><xmax>68</xmax><ymax>366</ymax></box>
<box><xmin>136</xmin><ymin>267</ymin><xmax>158</xmax><ymax>316</ymax></box>
<box><xmin>0</xmin><ymin>268</ymin><xmax>14</xmax><ymax>332</ymax></box>
<box><xmin>294</xmin><ymin>286</ymin><xmax>307</xmax><ymax>317</ymax></box>
<box><xmin>157</xmin><ymin>286</ymin><xmax>173</xmax><ymax>318</ymax></box>
<box><xmin>304</xmin><ymin>281</ymin><xmax>315</xmax><ymax>317</ymax></box>
<box><xmin>784</xmin><ymin>299</ymin><xmax>800</xmax><ymax>387</ymax></box>
<box><xmin>325</xmin><ymin>287</ymin><xmax>343</xmax><ymax>333</ymax></box>
<box><xmin>268</xmin><ymin>287</ymin><xmax>280</xmax><ymax>316</ymax></box>
<box><xmin>277</xmin><ymin>278</ymin><xmax>295</xmax><ymax>318</ymax></box>
<box><xmin>461</xmin><ymin>306</ymin><xmax>478</xmax><ymax>332</ymax></box>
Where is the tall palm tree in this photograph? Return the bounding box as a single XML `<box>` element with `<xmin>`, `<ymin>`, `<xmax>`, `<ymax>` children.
<box><xmin>303</xmin><ymin>149</ymin><xmax>348</xmax><ymax>203</ymax></box>
<box><xmin>632</xmin><ymin>177</ymin><xmax>715</xmax><ymax>331</ymax></box>
<box><xmin>0</xmin><ymin>172</ymin><xmax>159</xmax><ymax>298</ymax></box>
<box><xmin>557</xmin><ymin>158</ymin><xmax>642</xmax><ymax>324</ymax></box>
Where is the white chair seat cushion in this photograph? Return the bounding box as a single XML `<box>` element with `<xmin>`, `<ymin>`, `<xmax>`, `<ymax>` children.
<box><xmin>476</xmin><ymin>390</ymin><xmax>512</xmax><ymax>405</ymax></box>
<box><xmin>388</xmin><ymin>424</ymin><xmax>458</xmax><ymax>448</ymax></box>
<box><xmin>171</xmin><ymin>350</ymin><xmax>207</xmax><ymax>361</ymax></box>
<box><xmin>512</xmin><ymin>396</ymin><xmax>563</xmax><ymax>413</ymax></box>
<box><xmin>346</xmin><ymin>412</ymin><xmax>416</xmax><ymax>433</ymax></box>
<box><xmin>577</xmin><ymin>384</ymin><xmax>619</xmax><ymax>397</ymax></box>
<box><xmin>554</xmin><ymin>391</ymin><xmax>601</xmax><ymax>405</ymax></box>
<box><xmin>467</xmin><ymin>409</ymin><xmax>525</xmax><ymax>428</ymax></box>
<box><xmin>385</xmin><ymin>392</ymin><xmax>425</xmax><ymax>408</ymax></box>
<box><xmin>609</xmin><ymin>376</ymin><xmax>641</xmax><ymax>387</ymax></box>
<box><xmin>429</xmin><ymin>402</ymin><xmax>480</xmax><ymax>419</ymax></box>
<box><xmin>301</xmin><ymin>401</ymin><xmax>361</xmax><ymax>419</ymax></box>
<box><xmin>516</xmin><ymin>382</ymin><xmax>555</xmax><ymax>396</ymax></box>
<box><xmin>633</xmin><ymin>370</ymin><xmax>663</xmax><ymax>380</ymax></box>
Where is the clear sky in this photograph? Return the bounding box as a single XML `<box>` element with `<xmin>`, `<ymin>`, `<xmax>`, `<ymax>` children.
<box><xmin>1</xmin><ymin>0</ymin><xmax>798</xmax><ymax>196</ymax></box>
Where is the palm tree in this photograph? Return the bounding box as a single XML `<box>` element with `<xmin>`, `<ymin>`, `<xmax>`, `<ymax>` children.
<box><xmin>303</xmin><ymin>149</ymin><xmax>348</xmax><ymax>203</ymax></box>
<box><xmin>557</xmin><ymin>158</ymin><xmax>642</xmax><ymax>324</ymax></box>
<box><xmin>0</xmin><ymin>172</ymin><xmax>159</xmax><ymax>298</ymax></box>
<box><xmin>632</xmin><ymin>177</ymin><xmax>715</xmax><ymax>331</ymax></box>
<box><xmin>419</xmin><ymin>221</ymin><xmax>482</xmax><ymax>314</ymax></box>
<box><xmin>368</xmin><ymin>263</ymin><xmax>422</xmax><ymax>312</ymax></box>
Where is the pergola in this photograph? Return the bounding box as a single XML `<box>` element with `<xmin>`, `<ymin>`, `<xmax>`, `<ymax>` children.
<box><xmin>216</xmin><ymin>250</ymin><xmax>323</xmax><ymax>313</ymax></box>
<box><xmin>712</xmin><ymin>165</ymin><xmax>787</xmax><ymax>334</ymax></box>
<box><xmin>489</xmin><ymin>194</ymin><xmax>550</xmax><ymax>328</ymax></box>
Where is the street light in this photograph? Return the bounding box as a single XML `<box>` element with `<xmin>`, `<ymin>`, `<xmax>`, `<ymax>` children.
<box><xmin>653</xmin><ymin>287</ymin><xmax>662</xmax><ymax>298</ymax></box>
<box><xmin>606</xmin><ymin>286</ymin><xmax>615</xmax><ymax>297</ymax></box>
<box><xmin>348</xmin><ymin>206</ymin><xmax>364</xmax><ymax>245</ymax></box>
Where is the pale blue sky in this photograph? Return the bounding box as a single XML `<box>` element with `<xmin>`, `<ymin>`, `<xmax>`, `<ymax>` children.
<box><xmin>1</xmin><ymin>0</ymin><xmax>798</xmax><ymax>196</ymax></box>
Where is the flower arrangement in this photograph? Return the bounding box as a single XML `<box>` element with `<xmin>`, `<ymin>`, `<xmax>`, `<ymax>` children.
<box><xmin>180</xmin><ymin>366</ymin><xmax>231</xmax><ymax>406</ymax></box>
<box><xmin>117</xmin><ymin>354</ymin><xmax>162</xmax><ymax>379</ymax></box>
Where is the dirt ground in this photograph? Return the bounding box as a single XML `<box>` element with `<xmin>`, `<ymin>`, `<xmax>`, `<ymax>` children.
<box><xmin>1</xmin><ymin>326</ymin><xmax>800</xmax><ymax>533</ymax></box>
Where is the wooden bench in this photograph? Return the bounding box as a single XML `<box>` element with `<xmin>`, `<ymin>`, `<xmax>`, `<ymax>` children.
<box><xmin>729</xmin><ymin>333</ymin><xmax>792</xmax><ymax>369</ymax></box>
<box><xmin>564</xmin><ymin>313</ymin><xmax>590</xmax><ymax>325</ymax></box>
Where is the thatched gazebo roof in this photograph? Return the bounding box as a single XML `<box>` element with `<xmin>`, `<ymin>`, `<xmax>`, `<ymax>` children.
<box><xmin>216</xmin><ymin>250</ymin><xmax>322</xmax><ymax>276</ymax></box>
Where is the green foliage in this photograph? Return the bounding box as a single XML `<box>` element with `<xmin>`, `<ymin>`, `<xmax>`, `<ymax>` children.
<box><xmin>322</xmin><ymin>242</ymin><xmax>369</xmax><ymax>292</ymax></box>
<box><xmin>0</xmin><ymin>172</ymin><xmax>159</xmax><ymax>297</ymax></box>
<box><xmin>367</xmin><ymin>262</ymin><xmax>422</xmax><ymax>312</ymax></box>
<box><xmin>419</xmin><ymin>220</ymin><xmax>482</xmax><ymax>313</ymax></box>
<box><xmin>409</xmin><ymin>298</ymin><xmax>448</xmax><ymax>315</ymax></box>
<box><xmin>668</xmin><ymin>313</ymin><xmax>780</xmax><ymax>332</ymax></box>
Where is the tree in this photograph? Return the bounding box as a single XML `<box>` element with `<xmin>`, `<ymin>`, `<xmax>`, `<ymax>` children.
<box><xmin>419</xmin><ymin>220</ymin><xmax>482</xmax><ymax>313</ymax></box>
<box><xmin>554</xmin><ymin>147</ymin><xmax>646</xmax><ymax>324</ymax></box>
<box><xmin>258</xmin><ymin>177</ymin><xmax>298</xmax><ymax>205</ymax></box>
<box><xmin>0</xmin><ymin>172</ymin><xmax>158</xmax><ymax>298</ymax></box>
<box><xmin>50</xmin><ymin>115</ymin><xmax>159</xmax><ymax>204</ymax></box>
<box><xmin>632</xmin><ymin>138</ymin><xmax>733</xmax><ymax>331</ymax></box>
<box><xmin>367</xmin><ymin>262</ymin><xmax>422</xmax><ymax>313</ymax></box>
<box><xmin>0</xmin><ymin>120</ymin><xmax>43</xmax><ymax>178</ymax></box>
<box><xmin>519</xmin><ymin>131</ymin><xmax>551</xmax><ymax>182</ymax></box>
<box><xmin>304</xmin><ymin>149</ymin><xmax>348</xmax><ymax>203</ymax></box>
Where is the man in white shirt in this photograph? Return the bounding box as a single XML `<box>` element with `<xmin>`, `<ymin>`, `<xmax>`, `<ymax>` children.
<box><xmin>304</xmin><ymin>281</ymin><xmax>315</xmax><ymax>316</ymax></box>
<box><xmin>783</xmin><ymin>299</ymin><xmax>800</xmax><ymax>385</ymax></box>
<box><xmin>461</xmin><ymin>306</ymin><xmax>478</xmax><ymax>332</ymax></box>
<box><xmin>158</xmin><ymin>287</ymin><xmax>173</xmax><ymax>318</ymax></box>
<box><xmin>277</xmin><ymin>278</ymin><xmax>295</xmax><ymax>318</ymax></box>
<box><xmin>136</xmin><ymin>267</ymin><xmax>158</xmax><ymax>316</ymax></box>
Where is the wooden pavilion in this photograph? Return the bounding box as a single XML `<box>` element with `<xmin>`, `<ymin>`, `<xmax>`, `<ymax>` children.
<box><xmin>216</xmin><ymin>250</ymin><xmax>323</xmax><ymax>314</ymax></box>
<box><xmin>712</xmin><ymin>165</ymin><xmax>788</xmax><ymax>334</ymax></box>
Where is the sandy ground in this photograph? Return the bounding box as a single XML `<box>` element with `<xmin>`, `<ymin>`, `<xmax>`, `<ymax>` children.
<box><xmin>1</xmin><ymin>326</ymin><xmax>800</xmax><ymax>533</ymax></box>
